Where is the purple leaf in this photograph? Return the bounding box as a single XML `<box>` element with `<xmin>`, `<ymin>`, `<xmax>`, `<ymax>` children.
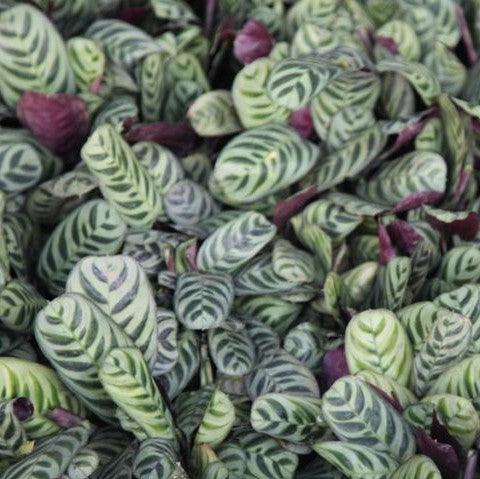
<box><xmin>472</xmin><ymin>119</ymin><xmax>480</xmax><ymax>136</ymax></box>
<box><xmin>416</xmin><ymin>428</ymin><xmax>460</xmax><ymax>478</ymax></box>
<box><xmin>464</xmin><ymin>451</ymin><xmax>478</xmax><ymax>479</ymax></box>
<box><xmin>12</xmin><ymin>398</ymin><xmax>34</xmax><ymax>422</ymax></box>
<box><xmin>205</xmin><ymin>0</ymin><xmax>217</xmax><ymax>36</ymax></box>
<box><xmin>426</xmin><ymin>211</ymin><xmax>480</xmax><ymax>241</ymax></box>
<box><xmin>456</xmin><ymin>5</ymin><xmax>478</xmax><ymax>65</ymax></box>
<box><xmin>378</xmin><ymin>223</ymin><xmax>396</xmax><ymax>266</ymax></box>
<box><xmin>320</xmin><ymin>345</ymin><xmax>348</xmax><ymax>393</ymax></box>
<box><xmin>124</xmin><ymin>122</ymin><xmax>198</xmax><ymax>156</ymax></box>
<box><xmin>357</xmin><ymin>28</ymin><xmax>373</xmax><ymax>52</ymax></box>
<box><xmin>186</xmin><ymin>240</ymin><xmax>198</xmax><ymax>272</ymax></box>
<box><xmin>234</xmin><ymin>20</ymin><xmax>273</xmax><ymax>64</ymax></box>
<box><xmin>386</xmin><ymin>220</ymin><xmax>423</xmax><ymax>255</ymax></box>
<box><xmin>114</xmin><ymin>6</ymin><xmax>150</xmax><ymax>25</ymax></box>
<box><xmin>46</xmin><ymin>408</ymin><xmax>84</xmax><ymax>428</ymax></box>
<box><xmin>430</xmin><ymin>412</ymin><xmax>464</xmax><ymax>460</ymax></box>
<box><xmin>392</xmin><ymin>191</ymin><xmax>443</xmax><ymax>213</ymax></box>
<box><xmin>452</xmin><ymin>169</ymin><xmax>472</xmax><ymax>208</ymax></box>
<box><xmin>375</xmin><ymin>35</ymin><xmax>399</xmax><ymax>55</ymax></box>
<box><xmin>273</xmin><ymin>185</ymin><xmax>318</xmax><ymax>232</ymax></box>
<box><xmin>289</xmin><ymin>107</ymin><xmax>314</xmax><ymax>138</ymax></box>
<box><xmin>17</xmin><ymin>91</ymin><xmax>90</xmax><ymax>154</ymax></box>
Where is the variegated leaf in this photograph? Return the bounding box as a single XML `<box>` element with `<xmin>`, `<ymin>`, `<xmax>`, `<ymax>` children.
<box><xmin>390</xmin><ymin>455</ymin><xmax>441</xmax><ymax>479</ymax></box>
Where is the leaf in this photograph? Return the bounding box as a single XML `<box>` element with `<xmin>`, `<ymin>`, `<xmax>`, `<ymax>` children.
<box><xmin>175</xmin><ymin>386</ymin><xmax>235</xmax><ymax>447</ymax></box>
<box><xmin>211</xmin><ymin>124</ymin><xmax>319</xmax><ymax>205</ymax></box>
<box><xmin>376</xmin><ymin>20</ymin><xmax>420</xmax><ymax>61</ymax></box>
<box><xmin>433</xmin><ymin>284</ymin><xmax>480</xmax><ymax>322</ymax></box>
<box><xmin>356</xmin><ymin>151</ymin><xmax>447</xmax><ymax>207</ymax></box>
<box><xmin>81</xmin><ymin>124</ymin><xmax>163</xmax><ymax>230</ymax></box>
<box><xmin>0</xmin><ymin>5</ymin><xmax>75</xmax><ymax>108</ymax></box>
<box><xmin>345</xmin><ymin>309</ymin><xmax>413</xmax><ymax>386</ymax></box>
<box><xmin>238</xmin><ymin>432</ymin><xmax>298</xmax><ymax>479</ymax></box>
<box><xmin>3</xmin><ymin>425</ymin><xmax>90</xmax><ymax>479</ymax></box>
<box><xmin>197</xmin><ymin>211</ymin><xmax>276</xmax><ymax>273</ymax></box>
<box><xmin>133</xmin><ymin>438</ymin><xmax>178</xmax><ymax>479</ymax></box>
<box><xmin>66</xmin><ymin>446</ymin><xmax>100</xmax><ymax>479</ymax></box>
<box><xmin>34</xmin><ymin>293</ymin><xmax>133</xmax><ymax>423</ymax></box>
<box><xmin>322</xmin><ymin>376</ymin><xmax>416</xmax><ymax>461</ymax></box>
<box><xmin>92</xmin><ymin>94</ymin><xmax>138</xmax><ymax>130</ymax></box>
<box><xmin>36</xmin><ymin>200</ymin><xmax>127</xmax><ymax>296</ymax></box>
<box><xmin>174</xmin><ymin>272</ymin><xmax>234</xmax><ymax>330</ymax></box>
<box><xmin>313</xmin><ymin>441</ymin><xmax>398</xmax><ymax>479</ymax></box>
<box><xmin>99</xmin><ymin>347</ymin><xmax>176</xmax><ymax>440</ymax></box>
<box><xmin>208</xmin><ymin>324</ymin><xmax>255</xmax><ymax>376</ymax></box>
<box><xmin>272</xmin><ymin>239</ymin><xmax>317</xmax><ymax>283</ymax></box>
<box><xmin>152</xmin><ymin>308</ymin><xmax>179</xmax><ymax>377</ymax></box>
<box><xmin>251</xmin><ymin>393</ymin><xmax>324</xmax><ymax>443</ymax></box>
<box><xmin>150</xmin><ymin>0</ymin><xmax>198</xmax><ymax>23</ymax></box>
<box><xmin>188</xmin><ymin>90</ymin><xmax>241</xmax><ymax>137</ymax></box>
<box><xmin>246</xmin><ymin>349</ymin><xmax>320</xmax><ymax>400</ymax></box>
<box><xmin>390</xmin><ymin>455</ymin><xmax>441</xmax><ymax>479</ymax></box>
<box><xmin>0</xmin><ymin>399</ymin><xmax>31</xmax><ymax>457</ymax></box>
<box><xmin>438</xmin><ymin>246</ymin><xmax>480</xmax><ymax>286</ymax></box>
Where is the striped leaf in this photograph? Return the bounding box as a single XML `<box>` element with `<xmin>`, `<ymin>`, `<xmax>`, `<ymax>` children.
<box><xmin>197</xmin><ymin>211</ymin><xmax>276</xmax><ymax>273</ymax></box>
<box><xmin>376</xmin><ymin>58</ymin><xmax>441</xmax><ymax>105</ymax></box>
<box><xmin>158</xmin><ymin>329</ymin><xmax>200</xmax><ymax>400</ymax></box>
<box><xmin>151</xmin><ymin>0</ymin><xmax>198</xmax><ymax>23</ymax></box>
<box><xmin>267</xmin><ymin>55</ymin><xmax>341</xmax><ymax>109</ymax></box>
<box><xmin>36</xmin><ymin>200</ymin><xmax>127</xmax><ymax>296</ymax></box>
<box><xmin>286</xmin><ymin>0</ymin><xmax>337</xmax><ymax>36</ymax></box>
<box><xmin>315</xmin><ymin>125</ymin><xmax>387</xmax><ymax>193</ymax></box>
<box><xmin>181</xmin><ymin>152</ymin><xmax>211</xmax><ymax>187</ymax></box>
<box><xmin>291</xmin><ymin>23</ymin><xmax>339</xmax><ymax>57</ymax></box>
<box><xmin>322</xmin><ymin>376</ymin><xmax>415</xmax><ymax>461</ymax></box>
<box><xmin>238</xmin><ymin>432</ymin><xmax>298</xmax><ymax>479</ymax></box>
<box><xmin>96</xmin><ymin>445</ymin><xmax>135</xmax><ymax>479</ymax></box>
<box><xmin>232</xmin><ymin>58</ymin><xmax>290</xmax><ymax>128</ymax></box>
<box><xmin>345</xmin><ymin>309</ymin><xmax>413</xmax><ymax>386</ymax></box>
<box><xmin>26</xmin><ymin>170</ymin><xmax>98</xmax><ymax>225</ymax></box>
<box><xmin>188</xmin><ymin>90</ymin><xmax>241</xmax><ymax>137</ymax></box>
<box><xmin>433</xmin><ymin>284</ymin><xmax>480</xmax><ymax>322</ymax></box>
<box><xmin>0</xmin><ymin>399</ymin><xmax>30</xmax><ymax>458</ymax></box>
<box><xmin>251</xmin><ymin>393</ymin><xmax>324</xmax><ymax>443</ymax></box>
<box><xmin>313</xmin><ymin>441</ymin><xmax>398</xmax><ymax>479</ymax></box>
<box><xmin>413</xmin><ymin>311</ymin><xmax>471</xmax><ymax>396</ymax></box>
<box><xmin>164</xmin><ymin>79</ymin><xmax>206</xmax><ymax>122</ymax></box>
<box><xmin>132</xmin><ymin>141</ymin><xmax>184</xmax><ymax>196</ymax></box>
<box><xmin>355</xmin><ymin>371</ymin><xmax>417</xmax><ymax>409</ymax></box>
<box><xmin>342</xmin><ymin>261</ymin><xmax>379</xmax><ymax>308</ymax></box>
<box><xmin>245</xmin><ymin>317</ymin><xmax>281</xmax><ymax>361</ymax></box>
<box><xmin>133</xmin><ymin>438</ymin><xmax>178</xmax><ymax>479</ymax></box>
<box><xmin>208</xmin><ymin>324</ymin><xmax>255</xmax><ymax>376</ymax></box>
<box><xmin>217</xmin><ymin>442</ymin><xmax>246</xmax><ymax>479</ymax></box>
<box><xmin>211</xmin><ymin>124</ymin><xmax>318</xmax><ymax>205</ymax></box>
<box><xmin>0</xmin><ymin>5</ymin><xmax>75</xmax><ymax>108</ymax></box>
<box><xmin>371</xmin><ymin>257</ymin><xmax>412</xmax><ymax>311</ymax></box>
<box><xmin>34</xmin><ymin>293</ymin><xmax>134</xmax><ymax>423</ymax></box>
<box><xmin>81</xmin><ymin>124</ymin><xmax>163</xmax><ymax>230</ymax></box>
<box><xmin>175</xmin><ymin>386</ymin><xmax>235</xmax><ymax>447</ymax></box>
<box><xmin>165</xmin><ymin>179</ymin><xmax>219</xmax><ymax>226</ymax></box>
<box><xmin>67</xmin><ymin>37</ymin><xmax>105</xmax><ymax>93</ymax></box>
<box><xmin>0</xmin><ymin>280</ymin><xmax>46</xmax><ymax>333</ymax></box>
<box><xmin>138</xmin><ymin>52</ymin><xmax>168</xmax><ymax>122</ymax></box>
<box><xmin>427</xmin><ymin>355</ymin><xmax>480</xmax><ymax>408</ymax></box>
<box><xmin>272</xmin><ymin>239</ymin><xmax>317</xmax><ymax>283</ymax></box>
<box><xmin>3</xmin><ymin>425</ymin><xmax>90</xmax><ymax>479</ymax></box>
<box><xmin>311</xmin><ymin>70</ymin><xmax>381</xmax><ymax>140</ymax></box>
<box><xmin>99</xmin><ymin>347</ymin><xmax>176</xmax><ymax>440</ymax></box>
<box><xmin>174</xmin><ymin>272</ymin><xmax>234</xmax><ymax>330</ymax></box>
<box><xmin>438</xmin><ymin>246</ymin><xmax>480</xmax><ymax>286</ymax></box>
<box><xmin>152</xmin><ymin>308</ymin><xmax>179</xmax><ymax>377</ymax></box>
<box><xmin>404</xmin><ymin>394</ymin><xmax>480</xmax><ymax>449</ymax></box>
<box><xmin>376</xmin><ymin>20</ymin><xmax>420</xmax><ymax>61</ymax></box>
<box><xmin>356</xmin><ymin>151</ymin><xmax>447</xmax><ymax>207</ymax></box>
<box><xmin>325</xmin><ymin>192</ymin><xmax>387</xmax><ymax>216</ymax></box>
<box><xmin>350</xmin><ymin>235</ymin><xmax>379</xmax><ymax>264</ymax></box>
<box><xmin>380</xmin><ymin>73</ymin><xmax>415</xmax><ymax>120</ymax></box>
<box><xmin>415</xmin><ymin>117</ymin><xmax>443</xmax><ymax>152</ymax></box>
<box><xmin>246</xmin><ymin>350</ymin><xmax>320</xmax><ymax>400</ymax></box>
<box><xmin>66</xmin><ymin>446</ymin><xmax>100</xmax><ymax>479</ymax></box>
<box><xmin>66</xmin><ymin>255</ymin><xmax>158</xmax><ymax>367</ymax></box>
<box><xmin>390</xmin><ymin>455</ymin><xmax>441</xmax><ymax>479</ymax></box>
<box><xmin>234</xmin><ymin>295</ymin><xmax>302</xmax><ymax>336</ymax></box>
<box><xmin>193</xmin><ymin>443</ymin><xmax>229</xmax><ymax>479</ymax></box>
<box><xmin>86</xmin><ymin>19</ymin><xmax>161</xmax><ymax>70</ymax></box>
<box><xmin>92</xmin><ymin>95</ymin><xmax>139</xmax><ymax>130</ymax></box>
<box><xmin>397</xmin><ymin>302</ymin><xmax>442</xmax><ymax>352</ymax></box>
<box><xmin>0</xmin><ymin>331</ymin><xmax>37</xmax><ymax>361</ymax></box>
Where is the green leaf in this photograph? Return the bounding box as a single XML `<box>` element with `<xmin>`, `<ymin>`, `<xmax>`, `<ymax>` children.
<box><xmin>197</xmin><ymin>211</ymin><xmax>276</xmax><ymax>273</ymax></box>
<box><xmin>152</xmin><ymin>308</ymin><xmax>179</xmax><ymax>377</ymax></box>
<box><xmin>3</xmin><ymin>425</ymin><xmax>90</xmax><ymax>479</ymax></box>
<box><xmin>322</xmin><ymin>376</ymin><xmax>415</xmax><ymax>461</ymax></box>
<box><xmin>81</xmin><ymin>125</ymin><xmax>163</xmax><ymax>230</ymax></box>
<box><xmin>433</xmin><ymin>284</ymin><xmax>480</xmax><ymax>322</ymax></box>
<box><xmin>208</xmin><ymin>324</ymin><xmax>255</xmax><ymax>376</ymax></box>
<box><xmin>211</xmin><ymin>124</ymin><xmax>319</xmax><ymax>205</ymax></box>
<box><xmin>0</xmin><ymin>5</ymin><xmax>75</xmax><ymax>108</ymax></box>
<box><xmin>313</xmin><ymin>441</ymin><xmax>398</xmax><ymax>479</ymax></box>
<box><xmin>390</xmin><ymin>455</ymin><xmax>441</xmax><ymax>479</ymax></box>
<box><xmin>217</xmin><ymin>442</ymin><xmax>246</xmax><ymax>479</ymax></box>
<box><xmin>66</xmin><ymin>446</ymin><xmax>100</xmax><ymax>479</ymax></box>
<box><xmin>246</xmin><ymin>350</ymin><xmax>320</xmax><ymax>400</ymax></box>
<box><xmin>251</xmin><ymin>393</ymin><xmax>324</xmax><ymax>443</ymax></box>
<box><xmin>150</xmin><ymin>0</ymin><xmax>198</xmax><ymax>23</ymax></box>
<box><xmin>133</xmin><ymin>438</ymin><xmax>179</xmax><ymax>479</ymax></box>
<box><xmin>66</xmin><ymin>255</ymin><xmax>158</xmax><ymax>367</ymax></box>
<box><xmin>92</xmin><ymin>94</ymin><xmax>139</xmax><ymax>130</ymax></box>
<box><xmin>0</xmin><ymin>399</ymin><xmax>29</xmax><ymax>457</ymax></box>
<box><xmin>232</xmin><ymin>58</ymin><xmax>290</xmax><ymax>129</ymax></box>
<box><xmin>272</xmin><ymin>239</ymin><xmax>317</xmax><ymax>283</ymax></box>
<box><xmin>34</xmin><ymin>293</ymin><xmax>133</xmax><ymax>423</ymax></box>
<box><xmin>356</xmin><ymin>151</ymin><xmax>447</xmax><ymax>207</ymax></box>
<box><xmin>238</xmin><ymin>432</ymin><xmax>298</xmax><ymax>479</ymax></box>
<box><xmin>99</xmin><ymin>347</ymin><xmax>176</xmax><ymax>440</ymax></box>
<box><xmin>36</xmin><ymin>200</ymin><xmax>127</xmax><ymax>296</ymax></box>
<box><xmin>345</xmin><ymin>309</ymin><xmax>413</xmax><ymax>386</ymax></box>
<box><xmin>438</xmin><ymin>246</ymin><xmax>480</xmax><ymax>286</ymax></box>
<box><xmin>380</xmin><ymin>73</ymin><xmax>415</xmax><ymax>120</ymax></box>
<box><xmin>413</xmin><ymin>311</ymin><xmax>471</xmax><ymax>396</ymax></box>
<box><xmin>376</xmin><ymin>20</ymin><xmax>420</xmax><ymax>61</ymax></box>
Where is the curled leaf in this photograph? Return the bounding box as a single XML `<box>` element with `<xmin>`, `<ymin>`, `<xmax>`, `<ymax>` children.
<box><xmin>12</xmin><ymin>397</ymin><xmax>33</xmax><ymax>422</ymax></box>
<box><xmin>320</xmin><ymin>344</ymin><xmax>348</xmax><ymax>392</ymax></box>
<box><xmin>387</xmin><ymin>220</ymin><xmax>423</xmax><ymax>255</ymax></box>
<box><xmin>234</xmin><ymin>20</ymin><xmax>274</xmax><ymax>65</ymax></box>
<box><xmin>378</xmin><ymin>223</ymin><xmax>396</xmax><ymax>266</ymax></box>
<box><xmin>289</xmin><ymin>107</ymin><xmax>314</xmax><ymax>139</ymax></box>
